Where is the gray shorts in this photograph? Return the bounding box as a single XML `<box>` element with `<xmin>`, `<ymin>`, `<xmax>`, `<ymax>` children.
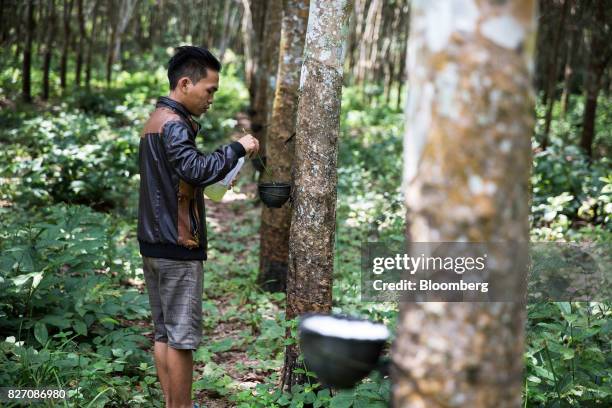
<box><xmin>142</xmin><ymin>256</ymin><xmax>203</xmax><ymax>350</ymax></box>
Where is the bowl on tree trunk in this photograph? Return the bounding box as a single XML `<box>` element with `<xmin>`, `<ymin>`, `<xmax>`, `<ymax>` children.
<box><xmin>298</xmin><ymin>314</ymin><xmax>389</xmax><ymax>389</ymax></box>
<box><xmin>258</xmin><ymin>182</ymin><xmax>291</xmax><ymax>208</ymax></box>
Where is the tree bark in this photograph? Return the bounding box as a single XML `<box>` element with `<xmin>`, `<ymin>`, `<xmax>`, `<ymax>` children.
<box><xmin>560</xmin><ymin>0</ymin><xmax>578</xmax><ymax>117</ymax></box>
<box><xmin>258</xmin><ymin>0</ymin><xmax>310</xmax><ymax>293</ymax></box>
<box><xmin>0</xmin><ymin>0</ymin><xmax>6</xmax><ymax>44</ymax></box>
<box><xmin>542</xmin><ymin>0</ymin><xmax>569</xmax><ymax>149</ymax></box>
<box><xmin>242</xmin><ymin>0</ymin><xmax>268</xmax><ymax>109</ymax></box>
<box><xmin>75</xmin><ymin>0</ymin><xmax>85</xmax><ymax>86</ymax></box>
<box><xmin>580</xmin><ymin>0</ymin><xmax>609</xmax><ymax>158</ymax></box>
<box><xmin>393</xmin><ymin>1</ymin><xmax>536</xmax><ymax>406</ymax></box>
<box><xmin>60</xmin><ymin>0</ymin><xmax>74</xmax><ymax>90</ymax></box>
<box><xmin>356</xmin><ymin>0</ymin><xmax>380</xmax><ymax>86</ymax></box>
<box><xmin>42</xmin><ymin>0</ymin><xmax>57</xmax><ymax>100</ymax></box>
<box><xmin>282</xmin><ymin>0</ymin><xmax>352</xmax><ymax>391</ymax></box>
<box><xmin>22</xmin><ymin>0</ymin><xmax>35</xmax><ymax>103</ymax></box>
<box><xmin>396</xmin><ymin>1</ymin><xmax>410</xmax><ymax>110</ymax></box>
<box><xmin>106</xmin><ymin>0</ymin><xmax>137</xmax><ymax>84</ymax></box>
<box><xmin>250</xmin><ymin>0</ymin><xmax>281</xmax><ymax>160</ymax></box>
<box><xmin>240</xmin><ymin>0</ymin><xmax>254</xmax><ymax>98</ymax></box>
<box><xmin>217</xmin><ymin>0</ymin><xmax>232</xmax><ymax>62</ymax></box>
<box><xmin>85</xmin><ymin>0</ymin><xmax>99</xmax><ymax>88</ymax></box>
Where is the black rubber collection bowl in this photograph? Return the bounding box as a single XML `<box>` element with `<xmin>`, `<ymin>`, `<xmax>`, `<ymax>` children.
<box><xmin>298</xmin><ymin>314</ymin><xmax>389</xmax><ymax>389</ymax></box>
<box><xmin>258</xmin><ymin>182</ymin><xmax>291</xmax><ymax>208</ymax></box>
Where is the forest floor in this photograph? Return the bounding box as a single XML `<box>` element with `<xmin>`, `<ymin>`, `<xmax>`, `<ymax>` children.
<box><xmin>195</xmin><ymin>184</ymin><xmax>275</xmax><ymax>408</ymax></box>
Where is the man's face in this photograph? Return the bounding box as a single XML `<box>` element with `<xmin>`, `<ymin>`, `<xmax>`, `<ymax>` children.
<box><xmin>181</xmin><ymin>70</ymin><xmax>219</xmax><ymax>116</ymax></box>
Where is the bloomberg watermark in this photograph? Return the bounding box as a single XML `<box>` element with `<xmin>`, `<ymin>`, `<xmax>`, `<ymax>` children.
<box><xmin>361</xmin><ymin>242</ymin><xmax>610</xmax><ymax>302</ymax></box>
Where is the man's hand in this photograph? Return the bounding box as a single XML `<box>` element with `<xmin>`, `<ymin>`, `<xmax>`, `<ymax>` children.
<box><xmin>237</xmin><ymin>134</ymin><xmax>259</xmax><ymax>157</ymax></box>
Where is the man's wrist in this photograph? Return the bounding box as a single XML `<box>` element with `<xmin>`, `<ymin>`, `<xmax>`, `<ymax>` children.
<box><xmin>229</xmin><ymin>141</ymin><xmax>247</xmax><ymax>158</ymax></box>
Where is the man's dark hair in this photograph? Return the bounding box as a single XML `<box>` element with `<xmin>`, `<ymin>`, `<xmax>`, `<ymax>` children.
<box><xmin>167</xmin><ymin>46</ymin><xmax>221</xmax><ymax>90</ymax></box>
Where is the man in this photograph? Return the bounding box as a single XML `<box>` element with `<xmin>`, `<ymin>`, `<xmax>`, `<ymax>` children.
<box><xmin>137</xmin><ymin>46</ymin><xmax>259</xmax><ymax>408</ymax></box>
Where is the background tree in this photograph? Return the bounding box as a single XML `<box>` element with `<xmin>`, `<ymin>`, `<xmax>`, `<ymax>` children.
<box><xmin>59</xmin><ymin>0</ymin><xmax>73</xmax><ymax>90</ymax></box>
<box><xmin>258</xmin><ymin>0</ymin><xmax>310</xmax><ymax>293</ymax></box>
<box><xmin>541</xmin><ymin>0</ymin><xmax>569</xmax><ymax>149</ymax></box>
<box><xmin>393</xmin><ymin>0</ymin><xmax>536</xmax><ymax>406</ymax></box>
<box><xmin>105</xmin><ymin>0</ymin><xmax>137</xmax><ymax>84</ymax></box>
<box><xmin>247</xmin><ymin>0</ymin><xmax>282</xmax><ymax>155</ymax></box>
<box><xmin>282</xmin><ymin>0</ymin><xmax>352</xmax><ymax>390</ymax></box>
<box><xmin>41</xmin><ymin>0</ymin><xmax>57</xmax><ymax>100</ymax></box>
<box><xmin>74</xmin><ymin>0</ymin><xmax>85</xmax><ymax>86</ymax></box>
<box><xmin>21</xmin><ymin>0</ymin><xmax>34</xmax><ymax>102</ymax></box>
<box><xmin>579</xmin><ymin>1</ymin><xmax>610</xmax><ymax>158</ymax></box>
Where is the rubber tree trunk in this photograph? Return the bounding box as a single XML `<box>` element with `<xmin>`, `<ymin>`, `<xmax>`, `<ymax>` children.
<box><xmin>85</xmin><ymin>1</ymin><xmax>99</xmax><ymax>88</ymax></box>
<box><xmin>250</xmin><ymin>0</ymin><xmax>282</xmax><ymax>157</ymax></box>
<box><xmin>60</xmin><ymin>0</ymin><xmax>73</xmax><ymax>90</ymax></box>
<box><xmin>580</xmin><ymin>0</ymin><xmax>608</xmax><ymax>158</ymax></box>
<box><xmin>392</xmin><ymin>1</ymin><xmax>536</xmax><ymax>407</ymax></box>
<box><xmin>242</xmin><ymin>0</ymin><xmax>267</xmax><ymax>110</ymax></box>
<box><xmin>282</xmin><ymin>0</ymin><xmax>352</xmax><ymax>391</ymax></box>
<box><xmin>106</xmin><ymin>0</ymin><xmax>137</xmax><ymax>84</ymax></box>
<box><xmin>542</xmin><ymin>0</ymin><xmax>569</xmax><ymax>149</ymax></box>
<box><xmin>560</xmin><ymin>0</ymin><xmax>578</xmax><ymax>118</ymax></box>
<box><xmin>22</xmin><ymin>0</ymin><xmax>34</xmax><ymax>103</ymax></box>
<box><xmin>258</xmin><ymin>0</ymin><xmax>310</xmax><ymax>293</ymax></box>
<box><xmin>75</xmin><ymin>0</ymin><xmax>85</xmax><ymax>86</ymax></box>
<box><xmin>41</xmin><ymin>0</ymin><xmax>56</xmax><ymax>100</ymax></box>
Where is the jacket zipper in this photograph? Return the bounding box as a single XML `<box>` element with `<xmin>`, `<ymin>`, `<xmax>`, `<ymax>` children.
<box><xmin>189</xmin><ymin>199</ymin><xmax>199</xmax><ymax>240</ymax></box>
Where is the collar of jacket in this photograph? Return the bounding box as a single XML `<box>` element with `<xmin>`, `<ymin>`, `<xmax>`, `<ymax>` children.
<box><xmin>156</xmin><ymin>96</ymin><xmax>201</xmax><ymax>133</ymax></box>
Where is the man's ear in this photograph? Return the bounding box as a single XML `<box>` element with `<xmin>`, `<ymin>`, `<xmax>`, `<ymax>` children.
<box><xmin>178</xmin><ymin>77</ymin><xmax>192</xmax><ymax>93</ymax></box>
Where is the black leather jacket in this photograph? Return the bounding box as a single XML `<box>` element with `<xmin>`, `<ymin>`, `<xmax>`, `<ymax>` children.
<box><xmin>137</xmin><ymin>97</ymin><xmax>245</xmax><ymax>260</ymax></box>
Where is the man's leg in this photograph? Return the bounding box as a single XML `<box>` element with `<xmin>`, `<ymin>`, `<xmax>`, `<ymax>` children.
<box><xmin>166</xmin><ymin>347</ymin><xmax>193</xmax><ymax>408</ymax></box>
<box><xmin>153</xmin><ymin>341</ymin><xmax>170</xmax><ymax>399</ymax></box>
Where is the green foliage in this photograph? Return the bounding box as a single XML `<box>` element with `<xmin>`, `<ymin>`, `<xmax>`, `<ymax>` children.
<box><xmin>531</xmin><ymin>145</ymin><xmax>611</xmax><ymax>241</ymax></box>
<box><xmin>0</xmin><ymin>204</ymin><xmax>156</xmax><ymax>406</ymax></box>
<box><xmin>0</xmin><ymin>111</ymin><xmax>139</xmax><ymax>209</ymax></box>
<box><xmin>524</xmin><ymin>302</ymin><xmax>612</xmax><ymax>406</ymax></box>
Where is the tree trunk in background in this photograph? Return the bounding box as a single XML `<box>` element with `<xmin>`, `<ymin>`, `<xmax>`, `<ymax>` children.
<box><xmin>393</xmin><ymin>1</ymin><xmax>535</xmax><ymax>406</ymax></box>
<box><xmin>240</xmin><ymin>0</ymin><xmax>255</xmax><ymax>90</ymax></box>
<box><xmin>75</xmin><ymin>0</ymin><xmax>85</xmax><ymax>86</ymax></box>
<box><xmin>217</xmin><ymin>0</ymin><xmax>231</xmax><ymax>62</ymax></box>
<box><xmin>580</xmin><ymin>1</ymin><xmax>609</xmax><ymax>158</ymax></box>
<box><xmin>106</xmin><ymin>0</ymin><xmax>136</xmax><ymax>84</ymax></box>
<box><xmin>258</xmin><ymin>0</ymin><xmax>309</xmax><ymax>293</ymax></box>
<box><xmin>42</xmin><ymin>0</ymin><xmax>57</xmax><ymax>100</ymax></box>
<box><xmin>542</xmin><ymin>0</ymin><xmax>569</xmax><ymax>149</ymax></box>
<box><xmin>282</xmin><ymin>0</ymin><xmax>352</xmax><ymax>391</ymax></box>
<box><xmin>396</xmin><ymin>2</ymin><xmax>410</xmax><ymax>110</ymax></box>
<box><xmin>85</xmin><ymin>1</ymin><xmax>99</xmax><ymax>88</ymax></box>
<box><xmin>356</xmin><ymin>0</ymin><xmax>380</xmax><ymax>86</ymax></box>
<box><xmin>242</xmin><ymin>0</ymin><xmax>267</xmax><ymax>110</ymax></box>
<box><xmin>60</xmin><ymin>0</ymin><xmax>73</xmax><ymax>90</ymax></box>
<box><xmin>349</xmin><ymin>0</ymin><xmax>365</xmax><ymax>81</ymax></box>
<box><xmin>0</xmin><ymin>0</ymin><xmax>5</xmax><ymax>44</ymax></box>
<box><xmin>22</xmin><ymin>0</ymin><xmax>34</xmax><ymax>103</ymax></box>
<box><xmin>560</xmin><ymin>0</ymin><xmax>577</xmax><ymax>117</ymax></box>
<box><xmin>250</xmin><ymin>0</ymin><xmax>281</xmax><ymax>157</ymax></box>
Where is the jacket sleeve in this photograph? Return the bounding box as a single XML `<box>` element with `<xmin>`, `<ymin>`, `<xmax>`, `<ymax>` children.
<box><xmin>161</xmin><ymin>120</ymin><xmax>246</xmax><ymax>187</ymax></box>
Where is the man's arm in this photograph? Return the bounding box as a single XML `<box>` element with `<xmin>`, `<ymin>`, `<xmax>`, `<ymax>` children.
<box><xmin>161</xmin><ymin>121</ymin><xmax>247</xmax><ymax>187</ymax></box>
